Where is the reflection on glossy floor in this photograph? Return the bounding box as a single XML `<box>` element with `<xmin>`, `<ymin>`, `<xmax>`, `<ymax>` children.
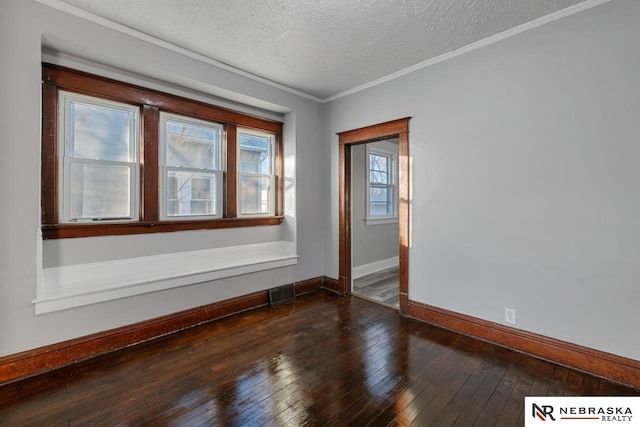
<box><xmin>0</xmin><ymin>293</ymin><xmax>636</xmax><ymax>426</ymax></box>
<box><xmin>353</xmin><ymin>266</ymin><xmax>399</xmax><ymax>307</ymax></box>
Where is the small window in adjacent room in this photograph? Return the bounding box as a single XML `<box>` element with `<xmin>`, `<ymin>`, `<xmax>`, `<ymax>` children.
<box><xmin>159</xmin><ymin>113</ymin><xmax>223</xmax><ymax>220</ymax></box>
<box><xmin>365</xmin><ymin>145</ymin><xmax>398</xmax><ymax>225</ymax></box>
<box><xmin>59</xmin><ymin>91</ymin><xmax>140</xmax><ymax>223</ymax></box>
<box><xmin>238</xmin><ymin>129</ymin><xmax>275</xmax><ymax>216</ymax></box>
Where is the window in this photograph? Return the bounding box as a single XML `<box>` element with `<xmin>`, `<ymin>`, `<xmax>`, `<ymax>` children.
<box><xmin>41</xmin><ymin>64</ymin><xmax>283</xmax><ymax>238</ymax></box>
<box><xmin>238</xmin><ymin>129</ymin><xmax>275</xmax><ymax>216</ymax></box>
<box><xmin>59</xmin><ymin>92</ymin><xmax>140</xmax><ymax>223</ymax></box>
<box><xmin>159</xmin><ymin>113</ymin><xmax>223</xmax><ymax>220</ymax></box>
<box><xmin>366</xmin><ymin>145</ymin><xmax>397</xmax><ymax>224</ymax></box>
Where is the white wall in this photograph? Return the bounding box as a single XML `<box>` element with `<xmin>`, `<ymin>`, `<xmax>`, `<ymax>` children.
<box><xmin>351</xmin><ymin>141</ymin><xmax>399</xmax><ymax>269</ymax></box>
<box><xmin>326</xmin><ymin>0</ymin><xmax>640</xmax><ymax>361</ymax></box>
<box><xmin>0</xmin><ymin>0</ymin><xmax>325</xmax><ymax>356</ymax></box>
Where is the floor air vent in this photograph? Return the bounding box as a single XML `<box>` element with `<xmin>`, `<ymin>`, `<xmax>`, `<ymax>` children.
<box><xmin>269</xmin><ymin>284</ymin><xmax>296</xmax><ymax>306</ymax></box>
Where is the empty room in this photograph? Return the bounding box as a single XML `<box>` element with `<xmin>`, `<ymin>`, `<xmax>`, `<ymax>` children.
<box><xmin>0</xmin><ymin>0</ymin><xmax>638</xmax><ymax>425</ymax></box>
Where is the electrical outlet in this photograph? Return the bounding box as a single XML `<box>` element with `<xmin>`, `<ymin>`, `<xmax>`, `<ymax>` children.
<box><xmin>504</xmin><ymin>307</ymin><xmax>517</xmax><ymax>325</ymax></box>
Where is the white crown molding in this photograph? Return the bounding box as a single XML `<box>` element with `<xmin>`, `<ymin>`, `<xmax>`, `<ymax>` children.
<box><xmin>33</xmin><ymin>0</ymin><xmax>324</xmax><ymax>103</ymax></box>
<box><xmin>323</xmin><ymin>0</ymin><xmax>612</xmax><ymax>103</ymax></box>
<box><xmin>35</xmin><ymin>0</ymin><xmax>611</xmax><ymax>104</ymax></box>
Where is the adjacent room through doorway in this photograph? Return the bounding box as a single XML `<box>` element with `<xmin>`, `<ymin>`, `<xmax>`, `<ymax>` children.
<box><xmin>351</xmin><ymin>139</ymin><xmax>400</xmax><ymax>308</ymax></box>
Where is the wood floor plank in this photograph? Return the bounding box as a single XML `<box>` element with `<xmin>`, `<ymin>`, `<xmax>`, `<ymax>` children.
<box><xmin>468</xmin><ymin>350</ymin><xmax>523</xmax><ymax>426</ymax></box>
<box><xmin>452</xmin><ymin>349</ymin><xmax>517</xmax><ymax>426</ymax></box>
<box><xmin>495</xmin><ymin>355</ymin><xmax>535</xmax><ymax>426</ymax></box>
<box><xmin>427</xmin><ymin>343</ymin><xmax>497</xmax><ymax>426</ymax></box>
<box><xmin>547</xmin><ymin>364</ymin><xmax>573</xmax><ymax>396</ymax></box>
<box><xmin>363</xmin><ymin>333</ymin><xmax>456</xmax><ymax>426</ymax></box>
<box><xmin>0</xmin><ymin>292</ymin><xmax>636</xmax><ymax>427</ymax></box>
<box><xmin>388</xmin><ymin>335</ymin><xmax>480</xmax><ymax>426</ymax></box>
<box><xmin>407</xmin><ymin>337</ymin><xmax>486</xmax><ymax>426</ymax></box>
<box><xmin>580</xmin><ymin>374</ymin><xmax>601</xmax><ymax>395</ymax></box>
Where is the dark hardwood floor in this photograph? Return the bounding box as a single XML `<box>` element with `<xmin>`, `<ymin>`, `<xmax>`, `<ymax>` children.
<box><xmin>0</xmin><ymin>292</ymin><xmax>636</xmax><ymax>426</ymax></box>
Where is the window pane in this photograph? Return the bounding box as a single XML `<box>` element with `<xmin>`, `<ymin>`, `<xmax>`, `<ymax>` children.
<box><xmin>370</xmin><ymin>170</ymin><xmax>389</xmax><ymax>184</ymax></box>
<box><xmin>69</xmin><ymin>162</ymin><xmax>131</xmax><ymax>219</ymax></box>
<box><xmin>369</xmin><ymin>153</ymin><xmax>389</xmax><ymax>184</ymax></box>
<box><xmin>167</xmin><ymin>174</ymin><xmax>178</xmax><ymax>199</ymax></box>
<box><xmin>240</xmin><ymin>175</ymin><xmax>271</xmax><ymax>214</ymax></box>
<box><xmin>166</xmin><ymin>170</ymin><xmax>217</xmax><ymax>217</ymax></box>
<box><xmin>191</xmin><ymin>177</ymin><xmax>211</xmax><ymax>199</ymax></box>
<box><xmin>370</xmin><ymin>186</ymin><xmax>391</xmax><ymax>216</ymax></box>
<box><xmin>190</xmin><ymin>200</ymin><xmax>211</xmax><ymax>215</ymax></box>
<box><xmin>239</xmin><ymin>133</ymin><xmax>271</xmax><ymax>174</ymax></box>
<box><xmin>68</xmin><ymin>101</ymin><xmax>134</xmax><ymax>162</ymax></box>
<box><xmin>165</xmin><ymin>119</ymin><xmax>220</xmax><ymax>169</ymax></box>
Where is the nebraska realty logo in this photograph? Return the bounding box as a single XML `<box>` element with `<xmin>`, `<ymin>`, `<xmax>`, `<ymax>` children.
<box><xmin>525</xmin><ymin>397</ymin><xmax>639</xmax><ymax>426</ymax></box>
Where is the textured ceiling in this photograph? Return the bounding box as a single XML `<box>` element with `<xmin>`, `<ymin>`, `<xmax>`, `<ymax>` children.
<box><xmin>54</xmin><ymin>0</ymin><xmax>589</xmax><ymax>100</ymax></box>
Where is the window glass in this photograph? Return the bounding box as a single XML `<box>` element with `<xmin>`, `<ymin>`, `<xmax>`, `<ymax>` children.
<box><xmin>164</xmin><ymin>119</ymin><xmax>220</xmax><ymax>169</ymax></box>
<box><xmin>369</xmin><ymin>185</ymin><xmax>392</xmax><ymax>216</ymax></box>
<box><xmin>239</xmin><ymin>133</ymin><xmax>271</xmax><ymax>174</ymax></box>
<box><xmin>165</xmin><ymin>170</ymin><xmax>217</xmax><ymax>217</ymax></box>
<box><xmin>69</xmin><ymin>162</ymin><xmax>131</xmax><ymax>219</ymax></box>
<box><xmin>239</xmin><ymin>175</ymin><xmax>271</xmax><ymax>215</ymax></box>
<box><xmin>369</xmin><ymin>153</ymin><xmax>389</xmax><ymax>184</ymax></box>
<box><xmin>67</xmin><ymin>100</ymin><xmax>135</xmax><ymax>162</ymax></box>
<box><xmin>160</xmin><ymin>113</ymin><xmax>223</xmax><ymax>219</ymax></box>
<box><xmin>237</xmin><ymin>130</ymin><xmax>275</xmax><ymax>216</ymax></box>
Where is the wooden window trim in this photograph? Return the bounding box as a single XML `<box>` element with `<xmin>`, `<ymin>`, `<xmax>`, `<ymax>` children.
<box><xmin>41</xmin><ymin>64</ymin><xmax>283</xmax><ymax>239</ymax></box>
<box><xmin>225</xmin><ymin>124</ymin><xmax>238</xmax><ymax>218</ymax></box>
<box><xmin>141</xmin><ymin>105</ymin><xmax>160</xmax><ymax>221</ymax></box>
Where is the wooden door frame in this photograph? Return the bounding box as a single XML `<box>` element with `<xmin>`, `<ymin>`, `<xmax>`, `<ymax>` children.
<box><xmin>337</xmin><ymin>118</ymin><xmax>410</xmax><ymax>314</ymax></box>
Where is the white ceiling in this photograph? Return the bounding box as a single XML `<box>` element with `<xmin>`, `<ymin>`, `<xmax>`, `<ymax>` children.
<box><xmin>53</xmin><ymin>0</ymin><xmax>591</xmax><ymax>100</ymax></box>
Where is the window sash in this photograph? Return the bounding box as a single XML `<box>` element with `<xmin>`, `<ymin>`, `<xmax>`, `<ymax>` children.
<box><xmin>238</xmin><ymin>173</ymin><xmax>274</xmax><ymax>216</ymax></box>
<box><xmin>62</xmin><ymin>158</ymin><xmax>138</xmax><ymax>222</ymax></box>
<box><xmin>365</xmin><ymin>147</ymin><xmax>397</xmax><ymax>220</ymax></box>
<box><xmin>161</xmin><ymin>166</ymin><xmax>223</xmax><ymax>220</ymax></box>
<box><xmin>237</xmin><ymin>129</ymin><xmax>275</xmax><ymax>217</ymax></box>
<box><xmin>159</xmin><ymin>112</ymin><xmax>224</xmax><ymax>220</ymax></box>
<box><xmin>58</xmin><ymin>92</ymin><xmax>140</xmax><ymax>223</ymax></box>
<box><xmin>159</xmin><ymin>112</ymin><xmax>223</xmax><ymax>170</ymax></box>
<box><xmin>369</xmin><ymin>154</ymin><xmax>390</xmax><ymax>184</ymax></box>
<box><xmin>63</xmin><ymin>95</ymin><xmax>137</xmax><ymax>162</ymax></box>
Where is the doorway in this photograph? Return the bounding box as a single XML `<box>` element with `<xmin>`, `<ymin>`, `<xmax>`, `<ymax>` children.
<box><xmin>337</xmin><ymin>118</ymin><xmax>410</xmax><ymax>314</ymax></box>
<box><xmin>351</xmin><ymin>140</ymin><xmax>400</xmax><ymax>307</ymax></box>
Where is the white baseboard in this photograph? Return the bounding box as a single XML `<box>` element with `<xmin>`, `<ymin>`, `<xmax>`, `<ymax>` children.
<box><xmin>352</xmin><ymin>256</ymin><xmax>399</xmax><ymax>279</ymax></box>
